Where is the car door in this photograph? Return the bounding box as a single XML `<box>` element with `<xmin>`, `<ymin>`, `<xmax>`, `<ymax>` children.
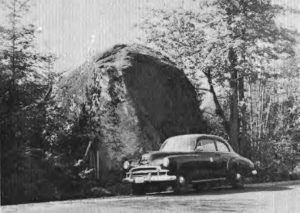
<box><xmin>193</xmin><ymin>138</ymin><xmax>218</xmax><ymax>180</ymax></box>
<box><xmin>214</xmin><ymin>139</ymin><xmax>233</xmax><ymax>178</ymax></box>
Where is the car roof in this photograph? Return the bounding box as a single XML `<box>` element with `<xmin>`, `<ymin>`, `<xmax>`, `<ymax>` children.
<box><xmin>164</xmin><ymin>134</ymin><xmax>233</xmax><ymax>152</ymax></box>
<box><xmin>166</xmin><ymin>134</ymin><xmax>227</xmax><ymax>142</ymax></box>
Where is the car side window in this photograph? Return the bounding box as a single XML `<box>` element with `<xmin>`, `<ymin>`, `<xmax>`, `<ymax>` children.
<box><xmin>196</xmin><ymin>139</ymin><xmax>216</xmax><ymax>152</ymax></box>
<box><xmin>215</xmin><ymin>141</ymin><xmax>230</xmax><ymax>152</ymax></box>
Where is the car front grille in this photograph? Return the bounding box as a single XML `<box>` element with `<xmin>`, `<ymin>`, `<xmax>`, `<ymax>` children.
<box><xmin>127</xmin><ymin>166</ymin><xmax>169</xmax><ymax>178</ymax></box>
<box><xmin>131</xmin><ymin>166</ymin><xmax>159</xmax><ymax>172</ymax></box>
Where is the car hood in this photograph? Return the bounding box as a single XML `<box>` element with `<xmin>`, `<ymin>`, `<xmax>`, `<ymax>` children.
<box><xmin>140</xmin><ymin>151</ymin><xmax>192</xmax><ymax>166</ymax></box>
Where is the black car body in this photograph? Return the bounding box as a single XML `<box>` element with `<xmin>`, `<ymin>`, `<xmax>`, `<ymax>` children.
<box><xmin>123</xmin><ymin>134</ymin><xmax>257</xmax><ymax>194</ymax></box>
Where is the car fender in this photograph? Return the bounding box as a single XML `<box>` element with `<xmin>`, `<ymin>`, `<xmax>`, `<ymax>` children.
<box><xmin>227</xmin><ymin>156</ymin><xmax>255</xmax><ymax>175</ymax></box>
<box><xmin>167</xmin><ymin>154</ymin><xmax>198</xmax><ymax>176</ymax></box>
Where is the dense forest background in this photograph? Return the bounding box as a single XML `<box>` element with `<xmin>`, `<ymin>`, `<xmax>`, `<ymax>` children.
<box><xmin>1</xmin><ymin>0</ymin><xmax>300</xmax><ymax>205</ymax></box>
<box><xmin>139</xmin><ymin>0</ymin><xmax>300</xmax><ymax>178</ymax></box>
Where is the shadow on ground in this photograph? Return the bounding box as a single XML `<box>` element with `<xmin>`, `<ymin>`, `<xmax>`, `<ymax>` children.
<box><xmin>145</xmin><ymin>184</ymin><xmax>292</xmax><ymax>197</ymax></box>
<box><xmin>111</xmin><ymin>185</ymin><xmax>292</xmax><ymax>213</ymax></box>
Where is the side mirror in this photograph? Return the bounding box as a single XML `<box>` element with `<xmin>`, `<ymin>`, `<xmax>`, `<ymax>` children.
<box><xmin>195</xmin><ymin>146</ymin><xmax>204</xmax><ymax>152</ymax></box>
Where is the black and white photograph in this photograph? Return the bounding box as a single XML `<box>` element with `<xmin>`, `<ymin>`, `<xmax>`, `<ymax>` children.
<box><xmin>1</xmin><ymin>0</ymin><xmax>300</xmax><ymax>212</ymax></box>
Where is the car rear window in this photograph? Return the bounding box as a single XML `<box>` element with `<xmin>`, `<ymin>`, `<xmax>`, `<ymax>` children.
<box><xmin>196</xmin><ymin>139</ymin><xmax>216</xmax><ymax>152</ymax></box>
<box><xmin>216</xmin><ymin>141</ymin><xmax>230</xmax><ymax>152</ymax></box>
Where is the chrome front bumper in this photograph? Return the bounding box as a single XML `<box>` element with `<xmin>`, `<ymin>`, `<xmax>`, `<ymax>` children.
<box><xmin>123</xmin><ymin>165</ymin><xmax>176</xmax><ymax>183</ymax></box>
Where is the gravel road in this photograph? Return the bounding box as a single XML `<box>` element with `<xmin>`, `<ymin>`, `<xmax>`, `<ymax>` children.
<box><xmin>2</xmin><ymin>182</ymin><xmax>300</xmax><ymax>213</ymax></box>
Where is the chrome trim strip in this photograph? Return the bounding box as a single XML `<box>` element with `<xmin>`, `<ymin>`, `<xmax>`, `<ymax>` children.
<box><xmin>130</xmin><ymin>170</ymin><xmax>169</xmax><ymax>174</ymax></box>
<box><xmin>131</xmin><ymin>166</ymin><xmax>160</xmax><ymax>170</ymax></box>
<box><xmin>191</xmin><ymin>177</ymin><xmax>226</xmax><ymax>183</ymax></box>
<box><xmin>130</xmin><ymin>171</ymin><xmax>158</xmax><ymax>174</ymax></box>
<box><xmin>123</xmin><ymin>175</ymin><xmax>176</xmax><ymax>183</ymax></box>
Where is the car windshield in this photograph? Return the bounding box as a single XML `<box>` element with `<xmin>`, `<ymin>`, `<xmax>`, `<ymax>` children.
<box><xmin>160</xmin><ymin>135</ymin><xmax>196</xmax><ymax>152</ymax></box>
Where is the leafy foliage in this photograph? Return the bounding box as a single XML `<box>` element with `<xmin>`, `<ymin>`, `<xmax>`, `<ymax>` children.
<box><xmin>141</xmin><ymin>2</ymin><xmax>296</xmax><ymax>137</ymax></box>
<box><xmin>140</xmin><ymin>0</ymin><xmax>300</xmax><ymax>176</ymax></box>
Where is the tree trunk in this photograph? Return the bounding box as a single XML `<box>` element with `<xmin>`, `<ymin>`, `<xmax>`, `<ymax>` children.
<box><xmin>229</xmin><ymin>72</ymin><xmax>239</xmax><ymax>152</ymax></box>
<box><xmin>204</xmin><ymin>68</ymin><xmax>230</xmax><ymax>134</ymax></box>
<box><xmin>248</xmin><ymin>81</ymin><xmax>253</xmax><ymax>139</ymax></box>
<box><xmin>228</xmin><ymin>48</ymin><xmax>240</xmax><ymax>152</ymax></box>
<box><xmin>238</xmin><ymin>76</ymin><xmax>247</xmax><ymax>155</ymax></box>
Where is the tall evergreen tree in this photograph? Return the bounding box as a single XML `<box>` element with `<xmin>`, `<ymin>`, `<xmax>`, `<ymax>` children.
<box><xmin>0</xmin><ymin>0</ymin><xmax>55</xmax><ymax>204</ymax></box>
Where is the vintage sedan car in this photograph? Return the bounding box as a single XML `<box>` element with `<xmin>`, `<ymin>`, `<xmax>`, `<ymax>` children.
<box><xmin>123</xmin><ymin>134</ymin><xmax>257</xmax><ymax>194</ymax></box>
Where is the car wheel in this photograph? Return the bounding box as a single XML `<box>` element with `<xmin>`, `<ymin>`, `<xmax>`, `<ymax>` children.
<box><xmin>131</xmin><ymin>183</ymin><xmax>147</xmax><ymax>195</ymax></box>
<box><xmin>174</xmin><ymin>175</ymin><xmax>189</xmax><ymax>194</ymax></box>
<box><xmin>230</xmin><ymin>172</ymin><xmax>245</xmax><ymax>189</ymax></box>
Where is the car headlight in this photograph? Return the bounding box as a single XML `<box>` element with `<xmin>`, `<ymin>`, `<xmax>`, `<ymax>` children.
<box><xmin>123</xmin><ymin>161</ymin><xmax>130</xmax><ymax>170</ymax></box>
<box><xmin>162</xmin><ymin>157</ymin><xmax>170</xmax><ymax>167</ymax></box>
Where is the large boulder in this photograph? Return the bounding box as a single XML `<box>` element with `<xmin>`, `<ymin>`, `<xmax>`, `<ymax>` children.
<box><xmin>57</xmin><ymin>44</ymin><xmax>207</xmax><ymax>178</ymax></box>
